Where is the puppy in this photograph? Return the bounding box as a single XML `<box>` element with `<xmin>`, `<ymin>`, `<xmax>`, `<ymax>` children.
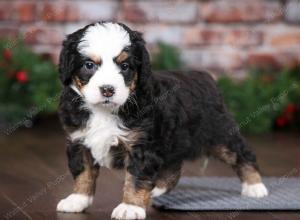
<box><xmin>56</xmin><ymin>22</ymin><xmax>268</xmax><ymax>219</ymax></box>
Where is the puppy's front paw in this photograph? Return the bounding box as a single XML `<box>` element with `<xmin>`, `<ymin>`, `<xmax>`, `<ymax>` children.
<box><xmin>111</xmin><ymin>203</ymin><xmax>146</xmax><ymax>220</ymax></box>
<box><xmin>241</xmin><ymin>183</ymin><xmax>268</xmax><ymax>198</ymax></box>
<box><xmin>56</xmin><ymin>193</ymin><xmax>93</xmax><ymax>213</ymax></box>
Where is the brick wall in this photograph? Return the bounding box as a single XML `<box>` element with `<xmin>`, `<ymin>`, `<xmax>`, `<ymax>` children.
<box><xmin>1</xmin><ymin>0</ymin><xmax>300</xmax><ymax>77</ymax></box>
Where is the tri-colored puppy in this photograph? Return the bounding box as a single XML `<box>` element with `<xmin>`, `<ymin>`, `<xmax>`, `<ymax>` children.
<box><xmin>57</xmin><ymin>22</ymin><xmax>268</xmax><ymax>219</ymax></box>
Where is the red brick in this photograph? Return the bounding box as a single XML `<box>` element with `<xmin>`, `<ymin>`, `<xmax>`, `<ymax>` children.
<box><xmin>121</xmin><ymin>1</ymin><xmax>197</xmax><ymax>23</ymax></box>
<box><xmin>14</xmin><ymin>2</ymin><xmax>36</xmax><ymax>22</ymax></box>
<box><xmin>200</xmin><ymin>0</ymin><xmax>282</xmax><ymax>23</ymax></box>
<box><xmin>121</xmin><ymin>2</ymin><xmax>147</xmax><ymax>23</ymax></box>
<box><xmin>39</xmin><ymin>2</ymin><xmax>79</xmax><ymax>22</ymax></box>
<box><xmin>143</xmin><ymin>25</ymin><xmax>185</xmax><ymax>45</ymax></box>
<box><xmin>0</xmin><ymin>1</ymin><xmax>36</xmax><ymax>22</ymax></box>
<box><xmin>184</xmin><ymin>27</ymin><xmax>223</xmax><ymax>45</ymax></box>
<box><xmin>23</xmin><ymin>26</ymin><xmax>64</xmax><ymax>45</ymax></box>
<box><xmin>0</xmin><ymin>0</ymin><xmax>298</xmax><ymax>76</ymax></box>
<box><xmin>224</xmin><ymin>30</ymin><xmax>263</xmax><ymax>47</ymax></box>
<box><xmin>271</xmin><ymin>32</ymin><xmax>300</xmax><ymax>47</ymax></box>
<box><xmin>265</xmin><ymin>26</ymin><xmax>300</xmax><ymax>49</ymax></box>
<box><xmin>182</xmin><ymin>49</ymin><xmax>245</xmax><ymax>71</ymax></box>
<box><xmin>184</xmin><ymin>27</ymin><xmax>263</xmax><ymax>47</ymax></box>
<box><xmin>247</xmin><ymin>52</ymin><xmax>281</xmax><ymax>69</ymax></box>
<box><xmin>200</xmin><ymin>29</ymin><xmax>223</xmax><ymax>45</ymax></box>
<box><xmin>0</xmin><ymin>2</ymin><xmax>13</xmax><ymax>20</ymax></box>
<box><xmin>247</xmin><ymin>51</ymin><xmax>300</xmax><ymax>69</ymax></box>
<box><xmin>39</xmin><ymin>1</ymin><xmax>117</xmax><ymax>22</ymax></box>
<box><xmin>77</xmin><ymin>1</ymin><xmax>118</xmax><ymax>21</ymax></box>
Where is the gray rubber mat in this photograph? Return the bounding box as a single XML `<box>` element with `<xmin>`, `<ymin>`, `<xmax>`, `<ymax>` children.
<box><xmin>152</xmin><ymin>177</ymin><xmax>300</xmax><ymax>210</ymax></box>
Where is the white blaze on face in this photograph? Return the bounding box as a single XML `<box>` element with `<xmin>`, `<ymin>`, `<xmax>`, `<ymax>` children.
<box><xmin>78</xmin><ymin>23</ymin><xmax>131</xmax><ymax>106</ymax></box>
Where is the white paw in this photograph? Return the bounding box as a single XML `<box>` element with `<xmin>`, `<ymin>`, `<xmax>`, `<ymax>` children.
<box><xmin>151</xmin><ymin>187</ymin><xmax>167</xmax><ymax>198</ymax></box>
<box><xmin>56</xmin><ymin>193</ymin><xmax>93</xmax><ymax>213</ymax></box>
<box><xmin>241</xmin><ymin>182</ymin><xmax>268</xmax><ymax>198</ymax></box>
<box><xmin>111</xmin><ymin>203</ymin><xmax>146</xmax><ymax>220</ymax></box>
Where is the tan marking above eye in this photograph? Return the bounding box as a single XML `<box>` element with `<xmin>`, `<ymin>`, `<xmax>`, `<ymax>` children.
<box><xmin>87</xmin><ymin>53</ymin><xmax>102</xmax><ymax>64</ymax></box>
<box><xmin>116</xmin><ymin>51</ymin><xmax>129</xmax><ymax>64</ymax></box>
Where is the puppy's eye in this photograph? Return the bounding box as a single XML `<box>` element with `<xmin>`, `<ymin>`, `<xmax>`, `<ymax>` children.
<box><xmin>121</xmin><ymin>62</ymin><xmax>129</xmax><ymax>71</ymax></box>
<box><xmin>85</xmin><ymin>61</ymin><xmax>96</xmax><ymax>70</ymax></box>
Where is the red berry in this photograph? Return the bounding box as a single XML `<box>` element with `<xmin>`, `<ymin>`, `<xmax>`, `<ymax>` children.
<box><xmin>286</xmin><ymin>104</ymin><xmax>296</xmax><ymax>114</ymax></box>
<box><xmin>3</xmin><ymin>48</ymin><xmax>12</xmax><ymax>60</ymax></box>
<box><xmin>276</xmin><ymin>117</ymin><xmax>287</xmax><ymax>127</ymax></box>
<box><xmin>15</xmin><ymin>71</ymin><xmax>28</xmax><ymax>83</ymax></box>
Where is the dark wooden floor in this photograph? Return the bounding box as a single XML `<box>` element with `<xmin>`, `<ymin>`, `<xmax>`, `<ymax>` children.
<box><xmin>0</xmin><ymin>116</ymin><xmax>300</xmax><ymax>220</ymax></box>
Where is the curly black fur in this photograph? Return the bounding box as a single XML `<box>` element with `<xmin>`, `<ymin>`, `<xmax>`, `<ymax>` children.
<box><xmin>66</xmin><ymin>140</ymin><xmax>85</xmax><ymax>177</ymax></box>
<box><xmin>58</xmin><ymin>22</ymin><xmax>259</xmax><ymax>186</ymax></box>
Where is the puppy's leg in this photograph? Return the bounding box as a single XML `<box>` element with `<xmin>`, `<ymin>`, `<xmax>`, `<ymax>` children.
<box><xmin>210</xmin><ymin>136</ymin><xmax>268</xmax><ymax>198</ymax></box>
<box><xmin>151</xmin><ymin>165</ymin><xmax>181</xmax><ymax>198</ymax></box>
<box><xmin>111</xmin><ymin>171</ymin><xmax>153</xmax><ymax>220</ymax></box>
<box><xmin>57</xmin><ymin>142</ymin><xmax>99</xmax><ymax>212</ymax></box>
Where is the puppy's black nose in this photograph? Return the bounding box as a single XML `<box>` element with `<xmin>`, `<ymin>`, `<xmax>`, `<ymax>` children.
<box><xmin>100</xmin><ymin>85</ymin><xmax>115</xmax><ymax>97</ymax></box>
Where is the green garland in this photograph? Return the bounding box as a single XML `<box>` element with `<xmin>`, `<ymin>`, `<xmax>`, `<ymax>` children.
<box><xmin>217</xmin><ymin>68</ymin><xmax>300</xmax><ymax>134</ymax></box>
<box><xmin>0</xmin><ymin>39</ymin><xmax>60</xmax><ymax>130</ymax></box>
<box><xmin>1</xmin><ymin>40</ymin><xmax>299</xmax><ymax>134</ymax></box>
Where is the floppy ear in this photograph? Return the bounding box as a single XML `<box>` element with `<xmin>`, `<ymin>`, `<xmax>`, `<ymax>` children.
<box><xmin>137</xmin><ymin>40</ymin><xmax>152</xmax><ymax>85</ymax></box>
<box><xmin>59</xmin><ymin>28</ymin><xmax>86</xmax><ymax>86</ymax></box>
<box><xmin>130</xmin><ymin>31</ymin><xmax>152</xmax><ymax>85</ymax></box>
<box><xmin>59</xmin><ymin>40</ymin><xmax>75</xmax><ymax>86</ymax></box>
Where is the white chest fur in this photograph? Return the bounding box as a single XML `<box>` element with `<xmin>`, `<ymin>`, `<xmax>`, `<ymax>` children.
<box><xmin>70</xmin><ymin>108</ymin><xmax>128</xmax><ymax>168</ymax></box>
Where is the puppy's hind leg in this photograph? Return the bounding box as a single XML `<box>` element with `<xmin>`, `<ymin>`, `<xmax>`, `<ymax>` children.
<box><xmin>57</xmin><ymin>143</ymin><xmax>99</xmax><ymax>213</ymax></box>
<box><xmin>210</xmin><ymin>135</ymin><xmax>268</xmax><ymax>198</ymax></box>
<box><xmin>151</xmin><ymin>164</ymin><xmax>181</xmax><ymax>198</ymax></box>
